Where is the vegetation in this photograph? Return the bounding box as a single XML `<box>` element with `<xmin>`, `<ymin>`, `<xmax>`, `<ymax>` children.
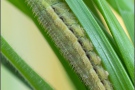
<box><xmin>1</xmin><ymin>0</ymin><xmax>134</xmax><ymax>90</ymax></box>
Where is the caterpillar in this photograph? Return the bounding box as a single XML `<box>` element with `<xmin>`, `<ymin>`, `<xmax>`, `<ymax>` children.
<box><xmin>26</xmin><ymin>0</ymin><xmax>113</xmax><ymax>90</ymax></box>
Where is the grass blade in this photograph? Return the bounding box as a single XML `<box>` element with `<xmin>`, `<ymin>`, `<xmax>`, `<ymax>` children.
<box><xmin>1</xmin><ymin>53</ymin><xmax>32</xmax><ymax>89</ymax></box>
<box><xmin>93</xmin><ymin>0</ymin><xmax>134</xmax><ymax>83</ymax></box>
<box><xmin>65</xmin><ymin>0</ymin><xmax>134</xmax><ymax>90</ymax></box>
<box><xmin>83</xmin><ymin>0</ymin><xmax>122</xmax><ymax>59</ymax></box>
<box><xmin>107</xmin><ymin>0</ymin><xmax>134</xmax><ymax>43</ymax></box>
<box><xmin>1</xmin><ymin>36</ymin><xmax>53</xmax><ymax>90</ymax></box>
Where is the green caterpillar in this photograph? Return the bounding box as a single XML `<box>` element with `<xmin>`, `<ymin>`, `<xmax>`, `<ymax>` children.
<box><xmin>26</xmin><ymin>0</ymin><xmax>113</xmax><ymax>89</ymax></box>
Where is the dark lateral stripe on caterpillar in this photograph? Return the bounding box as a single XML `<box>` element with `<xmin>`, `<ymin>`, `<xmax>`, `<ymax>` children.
<box><xmin>26</xmin><ymin>0</ymin><xmax>113</xmax><ymax>90</ymax></box>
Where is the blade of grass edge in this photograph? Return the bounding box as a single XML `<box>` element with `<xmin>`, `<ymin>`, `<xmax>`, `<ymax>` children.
<box><xmin>1</xmin><ymin>36</ymin><xmax>53</xmax><ymax>90</ymax></box>
<box><xmin>83</xmin><ymin>0</ymin><xmax>119</xmax><ymax>52</ymax></box>
<box><xmin>107</xmin><ymin>0</ymin><xmax>134</xmax><ymax>43</ymax></box>
<box><xmin>83</xmin><ymin>0</ymin><xmax>124</xmax><ymax>62</ymax></box>
<box><xmin>93</xmin><ymin>0</ymin><xmax>134</xmax><ymax>83</ymax></box>
<box><xmin>65</xmin><ymin>0</ymin><xmax>134</xmax><ymax>90</ymax></box>
<box><xmin>1</xmin><ymin>53</ymin><xmax>33</xmax><ymax>89</ymax></box>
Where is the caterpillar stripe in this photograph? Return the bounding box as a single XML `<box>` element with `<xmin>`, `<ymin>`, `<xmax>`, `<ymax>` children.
<box><xmin>26</xmin><ymin>0</ymin><xmax>113</xmax><ymax>90</ymax></box>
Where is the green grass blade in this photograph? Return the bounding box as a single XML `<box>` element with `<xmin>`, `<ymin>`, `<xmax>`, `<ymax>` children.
<box><xmin>83</xmin><ymin>0</ymin><xmax>122</xmax><ymax>59</ymax></box>
<box><xmin>65</xmin><ymin>0</ymin><xmax>133</xmax><ymax>90</ymax></box>
<box><xmin>1</xmin><ymin>53</ymin><xmax>32</xmax><ymax>89</ymax></box>
<box><xmin>1</xmin><ymin>36</ymin><xmax>53</xmax><ymax>90</ymax></box>
<box><xmin>93</xmin><ymin>0</ymin><xmax>134</xmax><ymax>83</ymax></box>
<box><xmin>107</xmin><ymin>0</ymin><xmax>134</xmax><ymax>43</ymax></box>
<box><xmin>83</xmin><ymin>0</ymin><xmax>125</xmax><ymax>64</ymax></box>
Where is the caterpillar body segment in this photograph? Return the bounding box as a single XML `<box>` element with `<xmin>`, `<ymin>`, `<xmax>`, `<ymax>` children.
<box><xmin>78</xmin><ymin>37</ymin><xmax>94</xmax><ymax>52</ymax></box>
<box><xmin>81</xmin><ymin>54</ymin><xmax>93</xmax><ymax>69</ymax></box>
<box><xmin>59</xmin><ymin>12</ymin><xmax>77</xmax><ymax>26</ymax></box>
<box><xmin>95</xmin><ymin>66</ymin><xmax>109</xmax><ymax>80</ymax></box>
<box><xmin>102</xmin><ymin>80</ymin><xmax>113</xmax><ymax>90</ymax></box>
<box><xmin>68</xmin><ymin>24</ymin><xmax>85</xmax><ymax>38</ymax></box>
<box><xmin>52</xmin><ymin>2</ymin><xmax>69</xmax><ymax>16</ymax></box>
<box><xmin>86</xmin><ymin>51</ymin><xmax>101</xmax><ymax>66</ymax></box>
